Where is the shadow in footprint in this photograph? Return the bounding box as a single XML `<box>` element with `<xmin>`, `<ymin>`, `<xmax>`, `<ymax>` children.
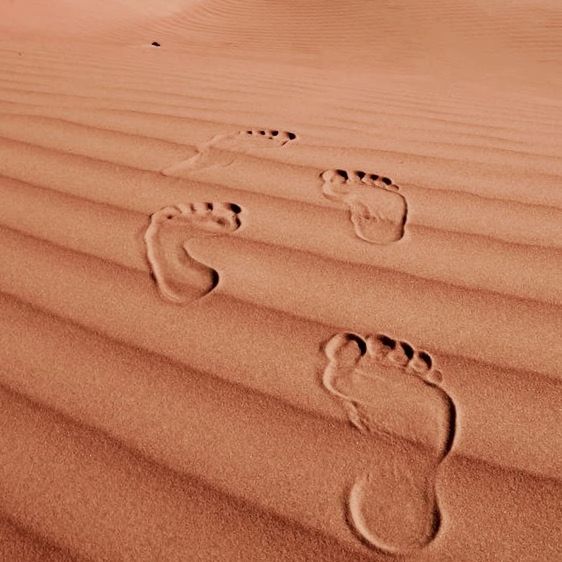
<box><xmin>144</xmin><ymin>202</ymin><xmax>242</xmax><ymax>304</ymax></box>
<box><xmin>162</xmin><ymin>128</ymin><xmax>298</xmax><ymax>177</ymax></box>
<box><xmin>321</xmin><ymin>169</ymin><xmax>408</xmax><ymax>244</ymax></box>
<box><xmin>323</xmin><ymin>332</ymin><xmax>456</xmax><ymax>555</ymax></box>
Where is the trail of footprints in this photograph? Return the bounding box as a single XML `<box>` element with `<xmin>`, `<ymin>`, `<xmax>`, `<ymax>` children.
<box><xmin>145</xmin><ymin>127</ymin><xmax>453</xmax><ymax>555</ymax></box>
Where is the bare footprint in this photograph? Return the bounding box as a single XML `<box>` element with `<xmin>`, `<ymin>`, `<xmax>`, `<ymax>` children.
<box><xmin>323</xmin><ymin>332</ymin><xmax>456</xmax><ymax>555</ymax></box>
<box><xmin>162</xmin><ymin>128</ymin><xmax>298</xmax><ymax>176</ymax></box>
<box><xmin>144</xmin><ymin>202</ymin><xmax>241</xmax><ymax>304</ymax></box>
<box><xmin>321</xmin><ymin>169</ymin><xmax>408</xmax><ymax>244</ymax></box>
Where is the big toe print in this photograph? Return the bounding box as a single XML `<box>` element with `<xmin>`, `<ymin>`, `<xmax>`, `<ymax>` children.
<box><xmin>323</xmin><ymin>332</ymin><xmax>456</xmax><ymax>555</ymax></box>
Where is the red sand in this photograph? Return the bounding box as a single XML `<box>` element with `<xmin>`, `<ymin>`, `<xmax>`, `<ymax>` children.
<box><xmin>0</xmin><ymin>1</ymin><xmax>561</xmax><ymax>560</ymax></box>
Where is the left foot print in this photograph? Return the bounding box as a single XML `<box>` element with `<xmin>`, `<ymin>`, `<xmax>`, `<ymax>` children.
<box><xmin>144</xmin><ymin>202</ymin><xmax>241</xmax><ymax>304</ymax></box>
<box><xmin>320</xmin><ymin>169</ymin><xmax>408</xmax><ymax>244</ymax></box>
<box><xmin>322</xmin><ymin>332</ymin><xmax>456</xmax><ymax>555</ymax></box>
<box><xmin>162</xmin><ymin>128</ymin><xmax>297</xmax><ymax>176</ymax></box>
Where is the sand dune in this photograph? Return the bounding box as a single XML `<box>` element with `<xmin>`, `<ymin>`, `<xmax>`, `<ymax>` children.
<box><xmin>1</xmin><ymin>0</ymin><xmax>561</xmax><ymax>560</ymax></box>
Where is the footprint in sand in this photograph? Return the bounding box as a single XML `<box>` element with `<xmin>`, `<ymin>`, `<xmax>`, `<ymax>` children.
<box><xmin>162</xmin><ymin>128</ymin><xmax>298</xmax><ymax>176</ymax></box>
<box><xmin>323</xmin><ymin>332</ymin><xmax>456</xmax><ymax>555</ymax></box>
<box><xmin>321</xmin><ymin>169</ymin><xmax>408</xmax><ymax>244</ymax></box>
<box><xmin>144</xmin><ymin>202</ymin><xmax>242</xmax><ymax>304</ymax></box>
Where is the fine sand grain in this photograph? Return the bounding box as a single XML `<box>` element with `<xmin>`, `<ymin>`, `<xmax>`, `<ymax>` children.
<box><xmin>1</xmin><ymin>1</ymin><xmax>561</xmax><ymax>560</ymax></box>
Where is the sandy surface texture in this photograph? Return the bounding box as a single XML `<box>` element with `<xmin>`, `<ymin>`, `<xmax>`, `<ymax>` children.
<box><xmin>1</xmin><ymin>1</ymin><xmax>561</xmax><ymax>560</ymax></box>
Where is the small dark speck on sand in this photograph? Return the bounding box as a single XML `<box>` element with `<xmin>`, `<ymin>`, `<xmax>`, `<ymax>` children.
<box><xmin>151</xmin><ymin>42</ymin><xmax>160</xmax><ymax>47</ymax></box>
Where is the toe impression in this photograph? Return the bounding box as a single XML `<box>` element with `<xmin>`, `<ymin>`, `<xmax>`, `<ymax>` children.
<box><xmin>324</xmin><ymin>333</ymin><xmax>366</xmax><ymax>368</ymax></box>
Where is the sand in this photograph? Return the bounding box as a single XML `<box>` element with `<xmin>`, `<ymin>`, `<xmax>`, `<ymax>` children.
<box><xmin>0</xmin><ymin>1</ymin><xmax>561</xmax><ymax>560</ymax></box>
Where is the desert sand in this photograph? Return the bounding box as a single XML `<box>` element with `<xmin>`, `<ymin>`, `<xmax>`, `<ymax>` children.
<box><xmin>0</xmin><ymin>1</ymin><xmax>561</xmax><ymax>560</ymax></box>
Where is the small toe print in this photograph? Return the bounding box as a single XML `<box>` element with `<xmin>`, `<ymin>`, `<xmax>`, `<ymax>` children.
<box><xmin>208</xmin><ymin>202</ymin><xmax>242</xmax><ymax>231</ymax></box>
<box><xmin>366</xmin><ymin>334</ymin><xmax>395</xmax><ymax>360</ymax></box>
<box><xmin>226</xmin><ymin>203</ymin><xmax>242</xmax><ymax>214</ymax></box>
<box><xmin>361</xmin><ymin>172</ymin><xmax>397</xmax><ymax>190</ymax></box>
<box><xmin>387</xmin><ymin>341</ymin><xmax>414</xmax><ymax>367</ymax></box>
<box><xmin>190</xmin><ymin>202</ymin><xmax>213</xmax><ymax>214</ymax></box>
<box><xmin>408</xmin><ymin>351</ymin><xmax>434</xmax><ymax>375</ymax></box>
<box><xmin>360</xmin><ymin>171</ymin><xmax>392</xmax><ymax>187</ymax></box>
<box><xmin>278</xmin><ymin>130</ymin><xmax>297</xmax><ymax>142</ymax></box>
<box><xmin>427</xmin><ymin>369</ymin><xmax>443</xmax><ymax>385</ymax></box>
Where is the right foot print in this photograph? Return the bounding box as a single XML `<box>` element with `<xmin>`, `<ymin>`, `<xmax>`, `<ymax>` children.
<box><xmin>323</xmin><ymin>332</ymin><xmax>455</xmax><ymax>555</ymax></box>
<box><xmin>144</xmin><ymin>202</ymin><xmax>242</xmax><ymax>304</ymax></box>
<box><xmin>321</xmin><ymin>169</ymin><xmax>408</xmax><ymax>244</ymax></box>
<box><xmin>162</xmin><ymin>128</ymin><xmax>298</xmax><ymax>176</ymax></box>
